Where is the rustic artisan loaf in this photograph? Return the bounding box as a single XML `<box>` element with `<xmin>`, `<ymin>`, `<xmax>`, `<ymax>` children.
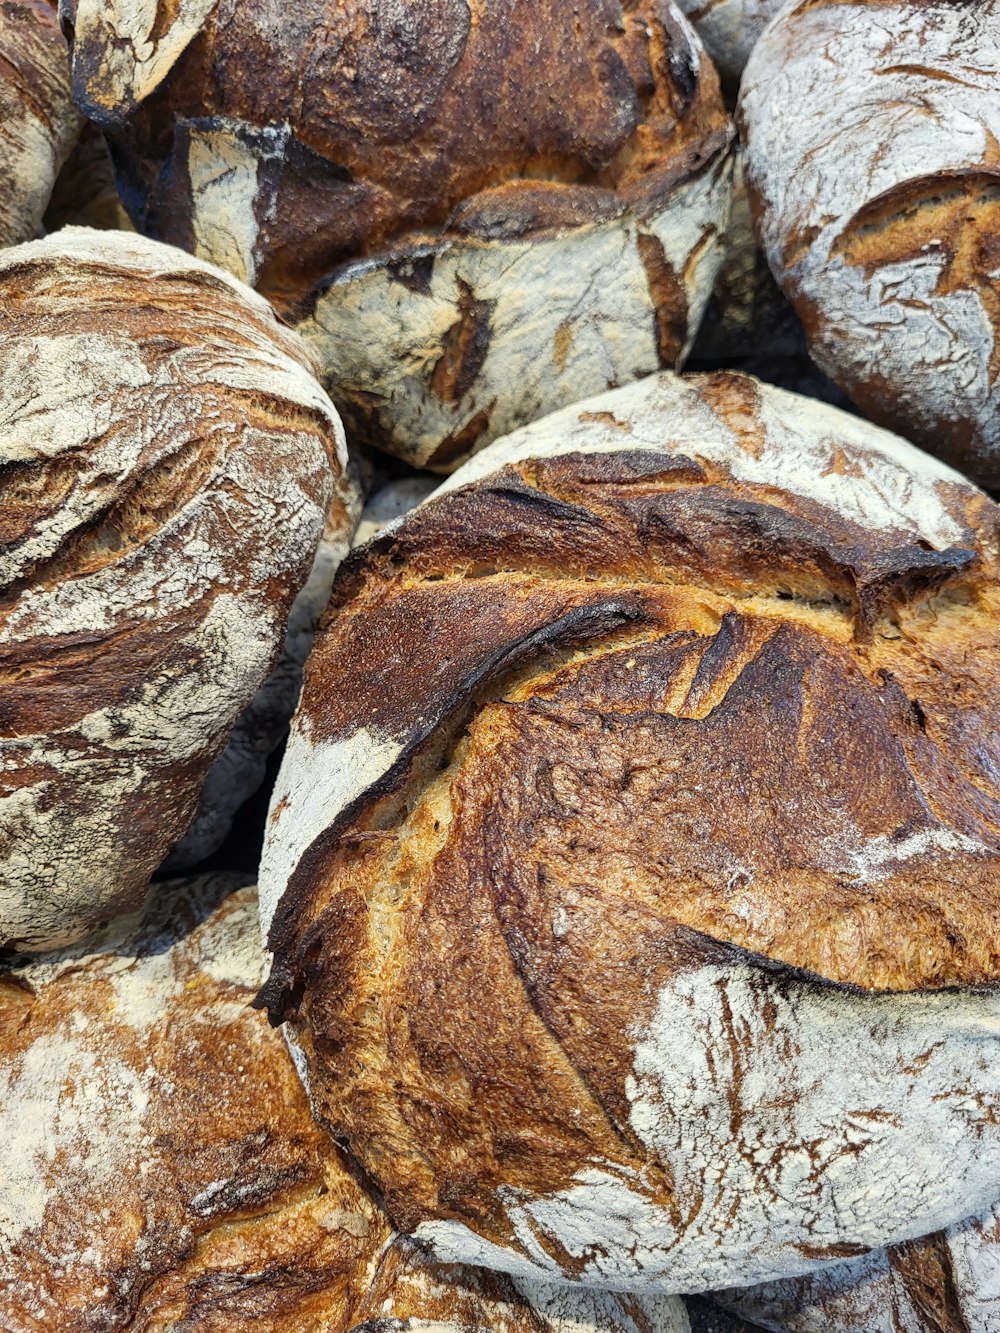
<box><xmin>676</xmin><ymin>0</ymin><xmax>785</xmax><ymax>95</ymax></box>
<box><xmin>63</xmin><ymin>0</ymin><xmax>734</xmax><ymax>469</ymax></box>
<box><xmin>0</xmin><ymin>0</ymin><xmax>81</xmax><ymax>248</ymax></box>
<box><xmin>0</xmin><ymin>874</ymin><xmax>690</xmax><ymax>1332</ymax></box>
<box><xmin>166</xmin><ymin>483</ymin><xmax>363</xmax><ymax>871</ymax></box>
<box><xmin>739</xmin><ymin>0</ymin><xmax>1000</xmax><ymax>487</ymax></box>
<box><xmin>714</xmin><ymin>1200</ymin><xmax>1000</xmax><ymax>1332</ymax></box>
<box><xmin>0</xmin><ymin>228</ymin><xmax>350</xmax><ymax>950</ymax></box>
<box><xmin>258</xmin><ymin>370</ymin><xmax>1000</xmax><ymax>1294</ymax></box>
<box><xmin>43</xmin><ymin>122</ymin><xmax>133</xmax><ymax>234</ymax></box>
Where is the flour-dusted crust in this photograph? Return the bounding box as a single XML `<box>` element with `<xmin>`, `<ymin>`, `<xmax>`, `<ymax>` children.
<box><xmin>166</xmin><ymin>473</ymin><xmax>362</xmax><ymax>870</ymax></box>
<box><xmin>258</xmin><ymin>370</ymin><xmax>1000</xmax><ymax>1294</ymax></box>
<box><xmin>298</xmin><ymin>134</ymin><xmax>733</xmax><ymax>471</ymax></box>
<box><xmin>0</xmin><ymin>876</ymin><xmax>689</xmax><ymax>1332</ymax></box>
<box><xmin>61</xmin><ymin>0</ymin><xmax>734</xmax><ymax>469</ymax></box>
<box><xmin>715</xmin><ymin>1200</ymin><xmax>1000</xmax><ymax>1332</ymax></box>
<box><xmin>0</xmin><ymin>0</ymin><xmax>82</xmax><ymax>248</ymax></box>
<box><xmin>739</xmin><ymin>0</ymin><xmax>1000</xmax><ymax>487</ymax></box>
<box><xmin>676</xmin><ymin>0</ymin><xmax>785</xmax><ymax>91</ymax></box>
<box><xmin>0</xmin><ymin>228</ymin><xmax>347</xmax><ymax>949</ymax></box>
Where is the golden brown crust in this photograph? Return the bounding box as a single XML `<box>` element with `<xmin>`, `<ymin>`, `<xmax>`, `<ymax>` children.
<box><xmin>65</xmin><ymin>0</ymin><xmax>729</xmax><ymax>311</ymax></box>
<box><xmin>257</xmin><ymin>372</ymin><xmax>1000</xmax><ymax>1291</ymax></box>
<box><xmin>0</xmin><ymin>877</ymin><xmax>687</xmax><ymax>1332</ymax></box>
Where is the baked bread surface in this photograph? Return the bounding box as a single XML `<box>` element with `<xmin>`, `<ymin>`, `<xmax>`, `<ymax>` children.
<box><xmin>0</xmin><ymin>227</ymin><xmax>348</xmax><ymax>949</ymax></box>
<box><xmin>738</xmin><ymin>0</ymin><xmax>1000</xmax><ymax>486</ymax></box>
<box><xmin>0</xmin><ymin>0</ymin><xmax>81</xmax><ymax>248</ymax></box>
<box><xmin>0</xmin><ymin>876</ymin><xmax>689</xmax><ymax>1332</ymax></box>
<box><xmin>62</xmin><ymin>0</ymin><xmax>735</xmax><ymax>469</ymax></box>
<box><xmin>258</xmin><ymin>371</ymin><xmax>1000</xmax><ymax>1293</ymax></box>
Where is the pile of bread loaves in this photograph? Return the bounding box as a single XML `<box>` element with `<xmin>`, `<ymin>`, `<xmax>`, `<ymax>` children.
<box><xmin>1</xmin><ymin>2</ymin><xmax>998</xmax><ymax>1330</ymax></box>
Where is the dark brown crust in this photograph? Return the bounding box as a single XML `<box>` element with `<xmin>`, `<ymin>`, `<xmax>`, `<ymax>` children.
<box><xmin>256</xmin><ymin>373</ymin><xmax>1000</xmax><ymax>1263</ymax></box>
<box><xmin>0</xmin><ymin>233</ymin><xmax>342</xmax><ymax>950</ymax></box>
<box><xmin>0</xmin><ymin>877</ymin><xmax>677</xmax><ymax>1332</ymax></box>
<box><xmin>66</xmin><ymin>0</ymin><xmax>730</xmax><ymax>310</ymax></box>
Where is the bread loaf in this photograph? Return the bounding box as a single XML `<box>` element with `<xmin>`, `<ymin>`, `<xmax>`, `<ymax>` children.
<box><xmin>43</xmin><ymin>122</ymin><xmax>133</xmax><ymax>234</ymax></box>
<box><xmin>738</xmin><ymin>0</ymin><xmax>1000</xmax><ymax>487</ymax></box>
<box><xmin>165</xmin><ymin>485</ymin><xmax>363</xmax><ymax>871</ymax></box>
<box><xmin>675</xmin><ymin>1</ymin><xmax>785</xmax><ymax>95</ymax></box>
<box><xmin>257</xmin><ymin>370</ymin><xmax>1000</xmax><ymax>1294</ymax></box>
<box><xmin>0</xmin><ymin>0</ymin><xmax>81</xmax><ymax>247</ymax></box>
<box><xmin>0</xmin><ymin>228</ymin><xmax>350</xmax><ymax>949</ymax></box>
<box><xmin>713</xmin><ymin>1201</ymin><xmax>1000</xmax><ymax>1332</ymax></box>
<box><xmin>63</xmin><ymin>0</ymin><xmax>734</xmax><ymax>469</ymax></box>
<box><xmin>0</xmin><ymin>874</ymin><xmax>690</xmax><ymax>1332</ymax></box>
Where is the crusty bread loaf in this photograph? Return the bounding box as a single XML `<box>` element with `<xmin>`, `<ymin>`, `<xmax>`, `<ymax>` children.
<box><xmin>0</xmin><ymin>0</ymin><xmax>82</xmax><ymax>247</ymax></box>
<box><xmin>0</xmin><ymin>228</ymin><xmax>351</xmax><ymax>950</ymax></box>
<box><xmin>43</xmin><ymin>122</ymin><xmax>133</xmax><ymax>234</ymax></box>
<box><xmin>165</xmin><ymin>484</ymin><xmax>364</xmax><ymax>871</ymax></box>
<box><xmin>738</xmin><ymin>0</ymin><xmax>1000</xmax><ymax>487</ymax></box>
<box><xmin>676</xmin><ymin>0</ymin><xmax>785</xmax><ymax>94</ymax></box>
<box><xmin>257</xmin><ymin>370</ymin><xmax>1000</xmax><ymax>1294</ymax></box>
<box><xmin>63</xmin><ymin>0</ymin><xmax>734</xmax><ymax>469</ymax></box>
<box><xmin>0</xmin><ymin>875</ymin><xmax>690</xmax><ymax>1332</ymax></box>
<box><xmin>714</xmin><ymin>1201</ymin><xmax>1000</xmax><ymax>1332</ymax></box>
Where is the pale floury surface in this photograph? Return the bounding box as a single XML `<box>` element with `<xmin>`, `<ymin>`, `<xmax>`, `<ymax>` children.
<box><xmin>0</xmin><ymin>228</ymin><xmax>348</xmax><ymax>949</ymax></box>
<box><xmin>257</xmin><ymin>371</ymin><xmax>1000</xmax><ymax>1294</ymax></box>
<box><xmin>0</xmin><ymin>1</ymin><xmax>81</xmax><ymax>248</ymax></box>
<box><xmin>0</xmin><ymin>875</ymin><xmax>691</xmax><ymax>1333</ymax></box>
<box><xmin>716</xmin><ymin>1199</ymin><xmax>1000</xmax><ymax>1332</ymax></box>
<box><xmin>739</xmin><ymin>0</ymin><xmax>1000</xmax><ymax>486</ymax></box>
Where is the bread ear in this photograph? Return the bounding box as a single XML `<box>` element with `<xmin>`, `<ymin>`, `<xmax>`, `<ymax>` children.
<box><xmin>66</xmin><ymin>0</ymin><xmax>216</xmax><ymax>127</ymax></box>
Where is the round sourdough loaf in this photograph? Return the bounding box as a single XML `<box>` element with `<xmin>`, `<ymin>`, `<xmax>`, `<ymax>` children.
<box><xmin>738</xmin><ymin>0</ymin><xmax>1000</xmax><ymax>488</ymax></box>
<box><xmin>0</xmin><ymin>228</ymin><xmax>350</xmax><ymax>950</ymax></box>
<box><xmin>714</xmin><ymin>1199</ymin><xmax>1000</xmax><ymax>1332</ymax></box>
<box><xmin>0</xmin><ymin>875</ymin><xmax>690</xmax><ymax>1333</ymax></box>
<box><xmin>62</xmin><ymin>0</ymin><xmax>734</xmax><ymax>469</ymax></box>
<box><xmin>257</xmin><ymin>370</ymin><xmax>1000</xmax><ymax>1294</ymax></box>
<box><xmin>0</xmin><ymin>0</ymin><xmax>82</xmax><ymax>248</ymax></box>
<box><xmin>164</xmin><ymin>484</ymin><xmax>363</xmax><ymax>871</ymax></box>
